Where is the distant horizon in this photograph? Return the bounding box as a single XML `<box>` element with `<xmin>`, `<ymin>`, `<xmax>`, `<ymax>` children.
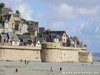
<box><xmin>93</xmin><ymin>52</ymin><xmax>100</xmax><ymax>53</ymax></box>
<box><xmin>1</xmin><ymin>0</ymin><xmax>100</xmax><ymax>52</ymax></box>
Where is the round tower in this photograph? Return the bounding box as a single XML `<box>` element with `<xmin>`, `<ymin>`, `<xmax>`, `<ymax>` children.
<box><xmin>41</xmin><ymin>42</ymin><xmax>61</xmax><ymax>62</ymax></box>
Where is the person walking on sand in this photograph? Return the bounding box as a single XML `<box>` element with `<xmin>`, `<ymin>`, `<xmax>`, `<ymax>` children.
<box><xmin>15</xmin><ymin>68</ymin><xmax>18</xmax><ymax>72</ymax></box>
<box><xmin>25</xmin><ymin>60</ymin><xmax>26</xmax><ymax>64</ymax></box>
<box><xmin>50</xmin><ymin>66</ymin><xmax>53</xmax><ymax>72</ymax></box>
<box><xmin>27</xmin><ymin>61</ymin><xmax>29</xmax><ymax>64</ymax></box>
<box><xmin>91</xmin><ymin>62</ymin><xmax>93</xmax><ymax>65</ymax></box>
<box><xmin>60</xmin><ymin>67</ymin><xmax>62</xmax><ymax>72</ymax></box>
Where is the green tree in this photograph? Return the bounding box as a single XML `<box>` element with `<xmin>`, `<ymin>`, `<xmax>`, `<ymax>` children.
<box><xmin>0</xmin><ymin>3</ymin><xmax>5</xmax><ymax>14</ymax></box>
<box><xmin>0</xmin><ymin>3</ymin><xmax>5</xmax><ymax>24</ymax></box>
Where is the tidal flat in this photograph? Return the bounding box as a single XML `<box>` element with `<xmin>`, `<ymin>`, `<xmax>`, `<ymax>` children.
<box><xmin>0</xmin><ymin>61</ymin><xmax>100</xmax><ymax>75</ymax></box>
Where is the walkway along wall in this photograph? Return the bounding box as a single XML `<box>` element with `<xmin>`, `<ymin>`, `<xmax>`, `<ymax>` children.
<box><xmin>0</xmin><ymin>45</ymin><xmax>41</xmax><ymax>61</ymax></box>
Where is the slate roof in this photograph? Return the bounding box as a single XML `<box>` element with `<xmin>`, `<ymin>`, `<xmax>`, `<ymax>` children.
<box><xmin>3</xmin><ymin>7</ymin><xmax>12</xmax><ymax>15</ymax></box>
<box><xmin>50</xmin><ymin>31</ymin><xmax>66</xmax><ymax>35</ymax></box>
<box><xmin>26</xmin><ymin>21</ymin><xmax>34</xmax><ymax>25</ymax></box>
<box><xmin>1</xmin><ymin>33</ymin><xmax>9</xmax><ymax>40</ymax></box>
<box><xmin>26</xmin><ymin>21</ymin><xmax>38</xmax><ymax>25</ymax></box>
<box><xmin>7</xmin><ymin>32</ymin><xmax>19</xmax><ymax>41</ymax></box>
<box><xmin>27</xmin><ymin>27</ymin><xmax>36</xmax><ymax>32</ymax></box>
<box><xmin>44</xmin><ymin>30</ymin><xmax>68</xmax><ymax>36</ymax></box>
<box><xmin>18</xmin><ymin>35</ymin><xmax>31</xmax><ymax>39</ymax></box>
<box><xmin>4</xmin><ymin>14</ymin><xmax>11</xmax><ymax>21</ymax></box>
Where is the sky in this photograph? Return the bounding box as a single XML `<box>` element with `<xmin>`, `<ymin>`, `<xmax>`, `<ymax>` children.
<box><xmin>1</xmin><ymin>0</ymin><xmax>100</xmax><ymax>52</ymax></box>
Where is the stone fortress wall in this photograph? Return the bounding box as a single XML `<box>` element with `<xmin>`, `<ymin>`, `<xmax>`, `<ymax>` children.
<box><xmin>0</xmin><ymin>42</ymin><xmax>92</xmax><ymax>63</ymax></box>
<box><xmin>41</xmin><ymin>42</ymin><xmax>92</xmax><ymax>63</ymax></box>
<box><xmin>0</xmin><ymin>45</ymin><xmax>41</xmax><ymax>61</ymax></box>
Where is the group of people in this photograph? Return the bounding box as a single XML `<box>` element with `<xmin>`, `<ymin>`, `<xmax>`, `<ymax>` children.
<box><xmin>15</xmin><ymin>60</ymin><xmax>30</xmax><ymax>73</ymax></box>
<box><xmin>20</xmin><ymin>59</ymin><xmax>29</xmax><ymax>64</ymax></box>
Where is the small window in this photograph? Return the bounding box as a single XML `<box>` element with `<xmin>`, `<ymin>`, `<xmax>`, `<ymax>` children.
<box><xmin>36</xmin><ymin>57</ymin><xmax>38</xmax><ymax>59</ymax></box>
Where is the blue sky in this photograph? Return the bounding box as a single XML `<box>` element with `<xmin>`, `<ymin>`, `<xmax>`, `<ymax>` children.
<box><xmin>1</xmin><ymin>0</ymin><xmax>100</xmax><ymax>52</ymax></box>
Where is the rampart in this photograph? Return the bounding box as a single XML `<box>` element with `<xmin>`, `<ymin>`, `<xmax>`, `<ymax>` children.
<box><xmin>41</xmin><ymin>42</ymin><xmax>92</xmax><ymax>63</ymax></box>
<box><xmin>0</xmin><ymin>42</ymin><xmax>92</xmax><ymax>63</ymax></box>
<box><xmin>0</xmin><ymin>45</ymin><xmax>41</xmax><ymax>61</ymax></box>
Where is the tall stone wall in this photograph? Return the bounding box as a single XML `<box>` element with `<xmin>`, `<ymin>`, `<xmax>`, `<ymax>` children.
<box><xmin>42</xmin><ymin>42</ymin><xmax>79</xmax><ymax>62</ymax></box>
<box><xmin>78</xmin><ymin>52</ymin><xmax>92</xmax><ymax>63</ymax></box>
<box><xmin>60</xmin><ymin>50</ymin><xmax>79</xmax><ymax>62</ymax></box>
<box><xmin>0</xmin><ymin>42</ymin><xmax>93</xmax><ymax>63</ymax></box>
<box><xmin>0</xmin><ymin>46</ymin><xmax>41</xmax><ymax>61</ymax></box>
<box><xmin>41</xmin><ymin>49</ymin><xmax>61</xmax><ymax>62</ymax></box>
<box><xmin>41</xmin><ymin>42</ymin><xmax>60</xmax><ymax>62</ymax></box>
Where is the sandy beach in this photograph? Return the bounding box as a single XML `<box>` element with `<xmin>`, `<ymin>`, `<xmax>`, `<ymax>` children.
<box><xmin>0</xmin><ymin>61</ymin><xmax>100</xmax><ymax>75</ymax></box>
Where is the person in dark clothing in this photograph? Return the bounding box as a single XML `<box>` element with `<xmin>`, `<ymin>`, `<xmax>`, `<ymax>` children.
<box><xmin>60</xmin><ymin>67</ymin><xmax>62</xmax><ymax>71</ymax></box>
<box><xmin>15</xmin><ymin>68</ymin><xmax>18</xmax><ymax>72</ymax></box>
<box><xmin>25</xmin><ymin>60</ymin><xmax>26</xmax><ymax>64</ymax></box>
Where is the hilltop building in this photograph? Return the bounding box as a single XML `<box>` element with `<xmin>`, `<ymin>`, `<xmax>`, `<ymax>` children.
<box><xmin>0</xmin><ymin>7</ymin><xmax>92</xmax><ymax>63</ymax></box>
<box><xmin>38</xmin><ymin>29</ymin><xmax>68</xmax><ymax>44</ymax></box>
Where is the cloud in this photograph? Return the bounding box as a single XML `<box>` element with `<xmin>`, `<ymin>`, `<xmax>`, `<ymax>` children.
<box><xmin>58</xmin><ymin>3</ymin><xmax>73</xmax><ymax>13</ymax></box>
<box><xmin>39</xmin><ymin>0</ymin><xmax>100</xmax><ymax>7</ymax></box>
<box><xmin>37</xmin><ymin>3</ymin><xmax>76</xmax><ymax>21</ymax></box>
<box><xmin>56</xmin><ymin>3</ymin><xmax>75</xmax><ymax>19</ymax></box>
<box><xmin>37</xmin><ymin>1</ymin><xmax>100</xmax><ymax>22</ymax></box>
<box><xmin>2</xmin><ymin>0</ymin><xmax>33</xmax><ymax>20</ymax></box>
<box><xmin>82</xmin><ymin>24</ymin><xmax>100</xmax><ymax>35</ymax></box>
<box><xmin>78</xmin><ymin>7</ymin><xmax>99</xmax><ymax>16</ymax></box>
<box><xmin>48</xmin><ymin>21</ymin><xmax>66</xmax><ymax>30</ymax></box>
<box><xmin>37</xmin><ymin>1</ymin><xmax>100</xmax><ymax>37</ymax></box>
<box><xmin>16</xmin><ymin>3</ymin><xmax>33</xmax><ymax>20</ymax></box>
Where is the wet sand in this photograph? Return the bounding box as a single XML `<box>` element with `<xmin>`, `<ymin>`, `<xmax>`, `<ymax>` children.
<box><xmin>0</xmin><ymin>61</ymin><xmax>100</xmax><ymax>75</ymax></box>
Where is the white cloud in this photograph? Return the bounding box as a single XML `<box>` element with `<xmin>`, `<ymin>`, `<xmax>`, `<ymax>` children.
<box><xmin>39</xmin><ymin>0</ymin><xmax>100</xmax><ymax>7</ymax></box>
<box><xmin>37</xmin><ymin>2</ymin><xmax>100</xmax><ymax>22</ymax></box>
<box><xmin>57</xmin><ymin>4</ymin><xmax>75</xmax><ymax>19</ymax></box>
<box><xmin>58</xmin><ymin>4</ymin><xmax>73</xmax><ymax>13</ymax></box>
<box><xmin>16</xmin><ymin>3</ymin><xmax>33</xmax><ymax>20</ymax></box>
<box><xmin>78</xmin><ymin>7</ymin><xmax>99</xmax><ymax>16</ymax></box>
<box><xmin>80</xmin><ymin>24</ymin><xmax>85</xmax><ymax>29</ymax></box>
<box><xmin>95</xmin><ymin>26</ymin><xmax>99</xmax><ymax>33</ymax></box>
<box><xmin>48</xmin><ymin>21</ymin><xmax>65</xmax><ymax>30</ymax></box>
<box><xmin>37</xmin><ymin>3</ymin><xmax>76</xmax><ymax>21</ymax></box>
